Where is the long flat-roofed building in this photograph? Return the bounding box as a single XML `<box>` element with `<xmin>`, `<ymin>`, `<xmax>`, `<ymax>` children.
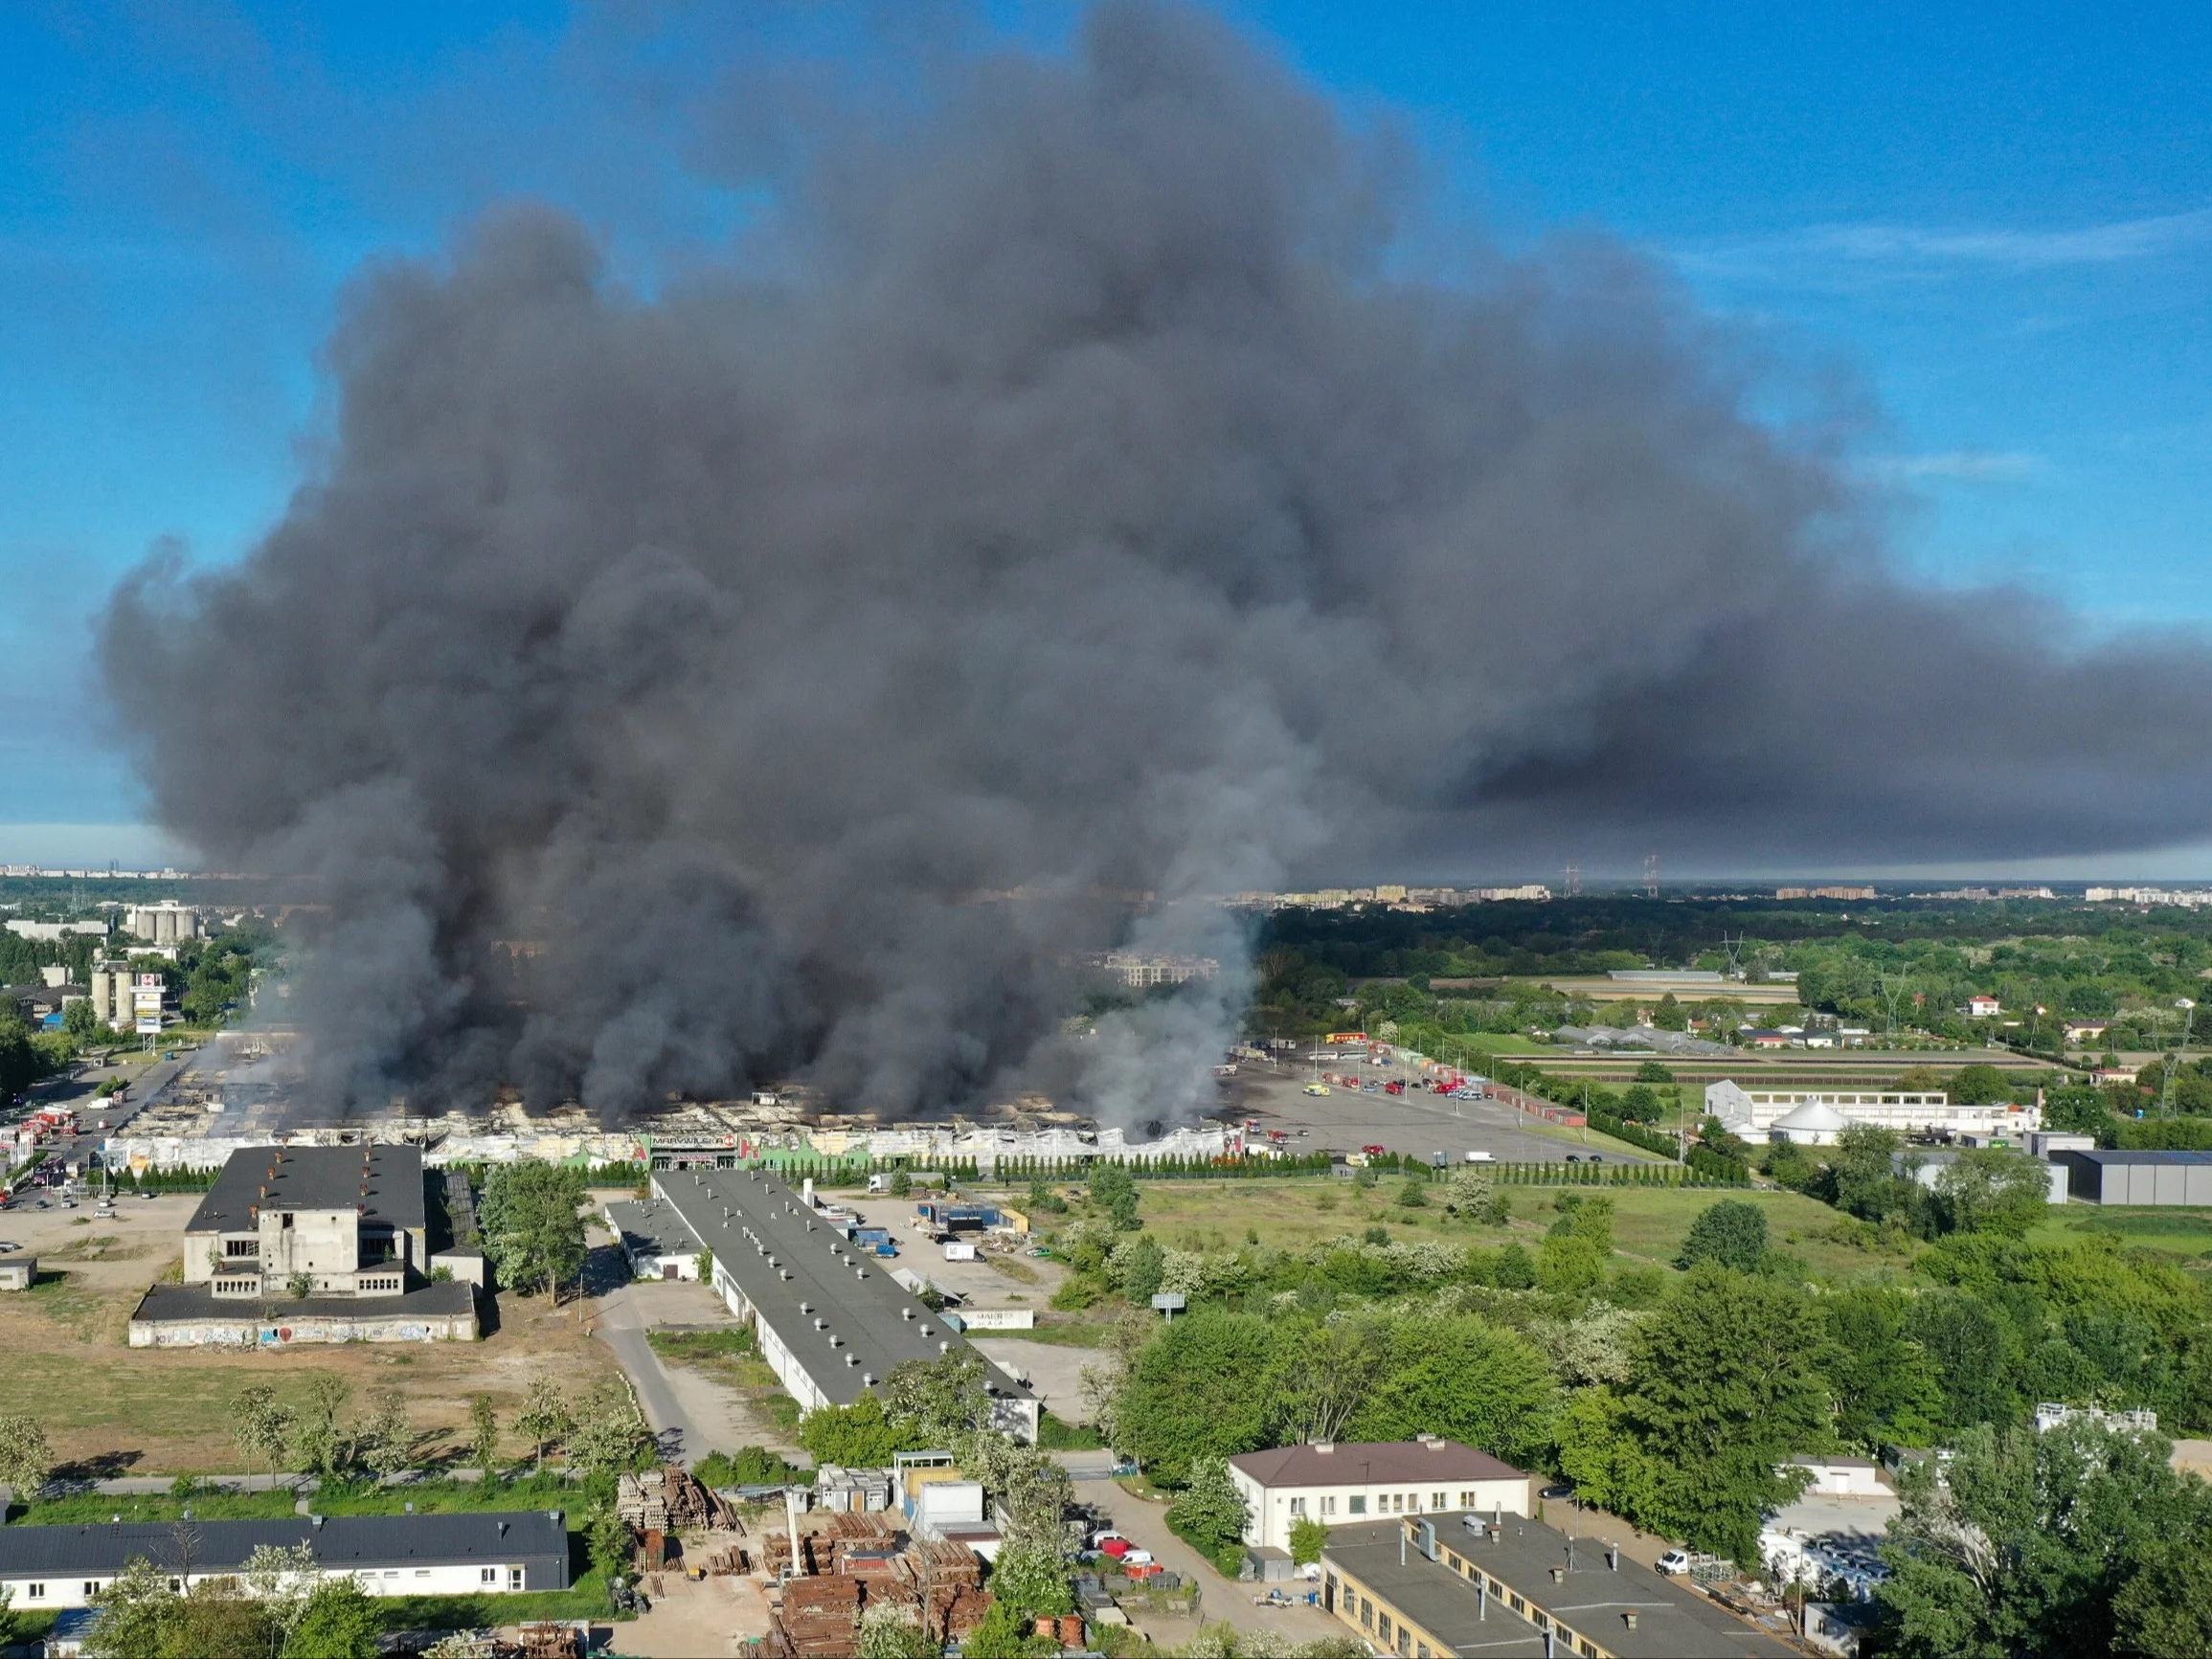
<box><xmin>645</xmin><ymin>1167</ymin><xmax>1040</xmax><ymax>1441</ymax></box>
<box><xmin>1704</xmin><ymin>1080</ymin><xmax>2037</xmax><ymax>1141</ymax></box>
<box><xmin>0</xmin><ymin>1512</ymin><xmax>568</xmax><ymax>1611</ymax></box>
<box><xmin>1320</xmin><ymin>1513</ymin><xmax>1794</xmax><ymax>1658</ymax></box>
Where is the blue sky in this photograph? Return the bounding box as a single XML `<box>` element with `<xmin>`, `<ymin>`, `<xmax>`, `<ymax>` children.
<box><xmin>2</xmin><ymin>1</ymin><xmax>2207</xmax><ymax>869</ymax></box>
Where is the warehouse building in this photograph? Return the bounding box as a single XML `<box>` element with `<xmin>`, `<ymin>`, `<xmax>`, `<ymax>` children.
<box><xmin>0</xmin><ymin>1512</ymin><xmax>569</xmax><ymax>1611</ymax></box>
<box><xmin>1228</xmin><ymin>1439</ymin><xmax>1533</xmax><ymax>1553</ymax></box>
<box><xmin>1320</xmin><ymin>1513</ymin><xmax>1793</xmax><ymax>1658</ymax></box>
<box><xmin>2056</xmin><ymin>1149</ymin><xmax>2212</xmax><ymax>1206</ymax></box>
<box><xmin>647</xmin><ymin>1167</ymin><xmax>1040</xmax><ymax>1441</ymax></box>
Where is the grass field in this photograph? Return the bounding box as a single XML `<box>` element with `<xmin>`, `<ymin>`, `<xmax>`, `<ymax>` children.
<box><xmin>1016</xmin><ymin>1177</ymin><xmax>1883</xmax><ymax>1285</ymax></box>
<box><xmin>2035</xmin><ymin>1206</ymin><xmax>2212</xmax><ymax>1268</ymax></box>
<box><xmin>0</xmin><ymin>1200</ymin><xmax>626</xmax><ymax>1475</ymax></box>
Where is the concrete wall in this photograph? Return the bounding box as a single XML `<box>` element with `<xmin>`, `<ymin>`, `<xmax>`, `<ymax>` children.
<box><xmin>128</xmin><ymin>1307</ymin><xmax>476</xmax><ymax>1348</ymax></box>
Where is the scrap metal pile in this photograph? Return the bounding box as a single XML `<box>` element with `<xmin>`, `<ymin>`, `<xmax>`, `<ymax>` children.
<box><xmin>762</xmin><ymin>1514</ymin><xmax>990</xmax><ymax>1657</ymax></box>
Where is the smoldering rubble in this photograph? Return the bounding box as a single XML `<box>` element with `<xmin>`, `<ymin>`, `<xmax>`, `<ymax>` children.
<box><xmin>99</xmin><ymin>3</ymin><xmax>2212</xmax><ymax>1120</ymax></box>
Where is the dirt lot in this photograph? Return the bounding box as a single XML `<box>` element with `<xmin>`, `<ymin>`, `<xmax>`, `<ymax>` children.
<box><xmin>0</xmin><ymin>1192</ymin><xmax>624</xmax><ymax>1476</ymax></box>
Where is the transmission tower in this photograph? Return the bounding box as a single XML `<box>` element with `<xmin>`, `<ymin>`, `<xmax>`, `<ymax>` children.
<box><xmin>1719</xmin><ymin>931</ymin><xmax>1746</xmax><ymax>980</ymax></box>
<box><xmin>1563</xmin><ymin>863</ymin><xmax>1581</xmax><ymax>898</ymax></box>
<box><xmin>1643</xmin><ymin>854</ymin><xmax>1659</xmax><ymax>900</ymax></box>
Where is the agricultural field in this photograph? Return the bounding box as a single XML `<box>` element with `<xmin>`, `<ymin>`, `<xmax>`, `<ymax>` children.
<box><xmin>0</xmin><ymin>1193</ymin><xmax>622</xmax><ymax>1475</ymax></box>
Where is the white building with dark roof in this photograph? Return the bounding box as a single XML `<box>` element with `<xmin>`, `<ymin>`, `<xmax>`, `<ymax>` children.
<box><xmin>645</xmin><ymin>1167</ymin><xmax>1040</xmax><ymax>1441</ymax></box>
<box><xmin>1227</xmin><ymin>1438</ymin><xmax>1533</xmax><ymax>1552</ymax></box>
<box><xmin>0</xmin><ymin>1511</ymin><xmax>568</xmax><ymax>1611</ymax></box>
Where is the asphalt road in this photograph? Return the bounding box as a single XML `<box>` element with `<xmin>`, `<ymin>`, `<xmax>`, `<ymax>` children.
<box><xmin>593</xmin><ymin>1279</ymin><xmax>707</xmax><ymax>1467</ymax></box>
<box><xmin>1218</xmin><ymin>1055</ymin><xmax>1659</xmax><ymax>1165</ymax></box>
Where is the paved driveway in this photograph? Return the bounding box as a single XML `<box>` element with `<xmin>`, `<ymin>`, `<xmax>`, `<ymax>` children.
<box><xmin>1072</xmin><ymin>1468</ymin><xmax>1344</xmax><ymax>1649</ymax></box>
<box><xmin>592</xmin><ymin>1280</ymin><xmax>704</xmax><ymax>1466</ymax></box>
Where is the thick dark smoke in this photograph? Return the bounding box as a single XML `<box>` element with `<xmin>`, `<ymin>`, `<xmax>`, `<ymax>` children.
<box><xmin>100</xmin><ymin>3</ymin><xmax>2212</xmax><ymax>1120</ymax></box>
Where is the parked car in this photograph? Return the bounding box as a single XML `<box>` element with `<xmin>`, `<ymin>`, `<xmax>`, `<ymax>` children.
<box><xmin>1302</xmin><ymin>1084</ymin><xmax>1331</xmax><ymax>1096</ymax></box>
<box><xmin>1655</xmin><ymin>1549</ymin><xmax>1693</xmax><ymax>1576</ymax></box>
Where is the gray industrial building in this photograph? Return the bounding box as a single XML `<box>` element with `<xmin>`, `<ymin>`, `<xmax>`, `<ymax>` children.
<box><xmin>641</xmin><ymin>1168</ymin><xmax>1039</xmax><ymax>1441</ymax></box>
<box><xmin>2057</xmin><ymin>1149</ymin><xmax>2212</xmax><ymax>1206</ymax></box>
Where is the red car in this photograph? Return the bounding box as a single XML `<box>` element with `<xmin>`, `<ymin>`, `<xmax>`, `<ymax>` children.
<box><xmin>1362</xmin><ymin>1144</ymin><xmax>1388</xmax><ymax>1156</ymax></box>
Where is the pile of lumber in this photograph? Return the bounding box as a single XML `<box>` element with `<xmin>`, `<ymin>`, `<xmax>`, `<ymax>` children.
<box><xmin>699</xmin><ymin>1544</ymin><xmax>753</xmax><ymax>1576</ymax></box>
<box><xmin>618</xmin><ymin>1466</ymin><xmax>740</xmax><ymax>1533</ymax></box>
<box><xmin>774</xmin><ymin>1574</ymin><xmax>866</xmax><ymax>1657</ymax></box>
<box><xmin>760</xmin><ymin>1528</ymin><xmax>992</xmax><ymax>1652</ymax></box>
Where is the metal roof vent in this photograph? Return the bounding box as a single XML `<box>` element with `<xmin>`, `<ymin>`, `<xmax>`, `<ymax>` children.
<box><xmin>938</xmin><ymin>1340</ymin><xmax>950</xmax><ymax>1354</ymax></box>
<box><xmin>815</xmin><ymin>1317</ymin><xmax>828</xmax><ymax>1331</ymax></box>
<box><xmin>829</xmin><ymin>1334</ymin><xmax>844</xmax><ymax>1348</ymax></box>
<box><xmin>901</xmin><ymin>1309</ymin><xmax>914</xmax><ymax>1321</ymax></box>
<box><xmin>863</xmin><ymin>1373</ymin><xmax>876</xmax><ymax>1387</ymax></box>
<box><xmin>800</xmin><ymin>1301</ymin><xmax>813</xmax><ymax>1314</ymax></box>
<box><xmin>779</xmin><ymin>1268</ymin><xmax>792</xmax><ymax>1281</ymax></box>
<box><xmin>846</xmin><ymin>1354</ymin><xmax>859</xmax><ymax>1367</ymax></box>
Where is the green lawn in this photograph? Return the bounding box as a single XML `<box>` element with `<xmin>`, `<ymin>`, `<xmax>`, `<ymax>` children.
<box><xmin>10</xmin><ymin>1489</ymin><xmax>300</xmax><ymax>1526</ymax></box>
<box><xmin>2034</xmin><ymin>1206</ymin><xmax>2212</xmax><ymax>1268</ymax></box>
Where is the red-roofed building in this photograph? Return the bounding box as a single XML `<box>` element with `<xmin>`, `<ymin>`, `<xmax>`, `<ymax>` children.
<box><xmin>1226</xmin><ymin>1438</ymin><xmax>1533</xmax><ymax>1551</ymax></box>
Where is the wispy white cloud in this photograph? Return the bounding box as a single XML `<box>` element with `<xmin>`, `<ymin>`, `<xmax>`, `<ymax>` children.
<box><xmin>1671</xmin><ymin>205</ymin><xmax>2212</xmax><ymax>287</ymax></box>
<box><xmin>1873</xmin><ymin>450</ymin><xmax>2043</xmax><ymax>484</ymax></box>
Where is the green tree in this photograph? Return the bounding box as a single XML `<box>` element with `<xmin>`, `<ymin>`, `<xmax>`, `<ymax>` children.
<box><xmin>293</xmin><ymin>1375</ymin><xmax>354</xmax><ymax>1479</ymax></box>
<box><xmin>889</xmin><ymin>1168</ymin><xmax>913</xmax><ymax>1198</ymax></box>
<box><xmin>1536</xmin><ymin>1233</ymin><xmax>1607</xmax><ymax>1296</ymax></box>
<box><xmin>800</xmin><ymin>1389</ymin><xmax>909</xmax><ymax>1468</ymax></box>
<box><xmin>467</xmin><ymin>1394</ymin><xmax>501</xmax><ymax>1480</ymax></box>
<box><xmin>882</xmin><ymin>1351</ymin><xmax>995</xmax><ymax>1448</ymax></box>
<box><xmin>1614</xmin><ymin>1265</ymin><xmax>1831</xmax><ymax>1560</ymax></box>
<box><xmin>63</xmin><ymin>997</ymin><xmax>104</xmax><ymax>1040</ymax></box>
<box><xmin>2043</xmin><ymin>1086</ymin><xmax>2113</xmax><ymax>1135</ymax></box>
<box><xmin>243</xmin><ymin>1540</ymin><xmax>323</xmax><ymax>1653</ymax></box>
<box><xmin>1879</xmin><ymin>1418</ymin><xmax>2201</xmax><ymax>1659</ymax></box>
<box><xmin>1931</xmin><ymin>1148</ymin><xmax>2049</xmax><ymax>1238</ymax></box>
<box><xmin>1820</xmin><ymin>1286</ymin><xmax>1943</xmax><ymax>1452</ymax></box>
<box><xmin>961</xmin><ymin>1599</ymin><xmax>1060</xmax><ymax>1659</ymax></box>
<box><xmin>1347</xmin><ymin>1315</ymin><xmax>1556</xmax><ymax>1465</ymax></box>
<box><xmin>1289</xmin><ymin>1514</ymin><xmax>1328</xmax><ymax>1566</ymax></box>
<box><xmin>1948</xmin><ymin>1064</ymin><xmax>2016</xmax><ymax>1106</ymax></box>
<box><xmin>479</xmin><ymin>1162</ymin><xmax>588</xmax><ymax>1301</ymax></box>
<box><xmin>2115</xmin><ymin>1504</ymin><xmax>2212</xmax><ymax>1658</ymax></box>
<box><xmin>282</xmin><ymin>1577</ymin><xmax>381</xmax><ymax>1659</ymax></box>
<box><xmin>566</xmin><ymin>1381</ymin><xmax>657</xmax><ymax>1475</ymax></box>
<box><xmin>232</xmin><ymin>1384</ymin><xmax>293</xmax><ymax>1481</ymax></box>
<box><xmin>359</xmin><ymin>1388</ymin><xmax>414</xmax><ymax>1480</ymax></box>
<box><xmin>0</xmin><ymin>1413</ymin><xmax>52</xmax><ymax>1502</ymax></box>
<box><xmin>1108</xmin><ymin>1311</ymin><xmax>1282</xmax><ymax>1485</ymax></box>
<box><xmin>1167</xmin><ymin>1456</ymin><xmax>1251</xmax><ymax>1552</ymax></box>
<box><xmin>585</xmin><ymin>1503</ymin><xmax>634</xmax><ymax>1581</ymax></box>
<box><xmin>516</xmin><ymin>1376</ymin><xmax>574</xmax><ymax>1470</ymax></box>
<box><xmin>1393</xmin><ymin>1177</ymin><xmax>1428</xmax><ymax>1209</ymax></box>
<box><xmin>1618</xmin><ymin>1084</ymin><xmax>1661</xmax><ymax>1121</ymax></box>
<box><xmin>988</xmin><ymin>1537</ymin><xmax>1077</xmax><ymax>1619</ymax></box>
<box><xmin>1494</xmin><ymin>1243</ymin><xmax>1535</xmax><ymax>1289</ymax></box>
<box><xmin>1114</xmin><ymin>1235</ymin><xmax>1166</xmax><ymax>1303</ymax></box>
<box><xmin>854</xmin><ymin>1603</ymin><xmax>937</xmax><ymax>1659</ymax></box>
<box><xmin>1676</xmin><ymin>1199</ymin><xmax>1769</xmax><ymax>1273</ymax></box>
<box><xmin>84</xmin><ymin>1557</ymin><xmax>184</xmax><ymax>1659</ymax></box>
<box><xmin>1442</xmin><ymin>1167</ymin><xmax>1508</xmax><ymax>1224</ymax></box>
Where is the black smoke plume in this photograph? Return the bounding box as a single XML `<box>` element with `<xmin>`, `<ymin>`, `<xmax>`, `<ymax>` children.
<box><xmin>100</xmin><ymin>3</ymin><xmax>2212</xmax><ymax>1120</ymax></box>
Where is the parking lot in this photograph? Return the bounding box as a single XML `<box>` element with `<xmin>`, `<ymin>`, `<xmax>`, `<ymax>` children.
<box><xmin>1216</xmin><ymin>1055</ymin><xmax>1658</xmax><ymax>1165</ymax></box>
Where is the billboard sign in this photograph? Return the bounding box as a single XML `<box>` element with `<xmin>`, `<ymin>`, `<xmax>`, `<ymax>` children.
<box><xmin>136</xmin><ymin>1017</ymin><xmax>163</xmax><ymax>1034</ymax></box>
